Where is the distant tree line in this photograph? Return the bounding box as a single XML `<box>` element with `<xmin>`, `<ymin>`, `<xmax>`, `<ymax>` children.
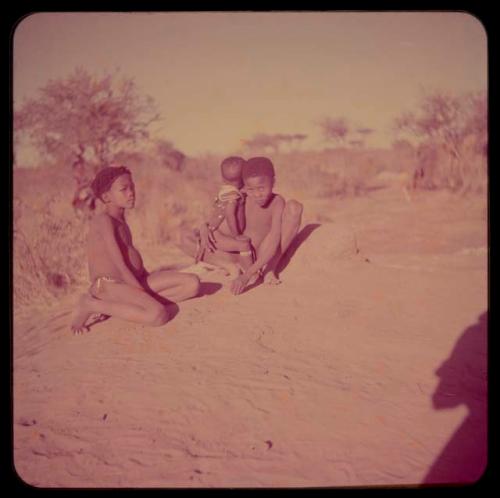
<box><xmin>14</xmin><ymin>66</ymin><xmax>487</xmax><ymax>212</ymax></box>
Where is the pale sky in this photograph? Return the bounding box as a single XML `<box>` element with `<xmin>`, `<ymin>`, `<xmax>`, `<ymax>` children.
<box><xmin>13</xmin><ymin>11</ymin><xmax>487</xmax><ymax>159</ymax></box>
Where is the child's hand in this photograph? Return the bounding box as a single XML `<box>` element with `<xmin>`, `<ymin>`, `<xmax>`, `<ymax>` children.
<box><xmin>230</xmin><ymin>273</ymin><xmax>250</xmax><ymax>295</ymax></box>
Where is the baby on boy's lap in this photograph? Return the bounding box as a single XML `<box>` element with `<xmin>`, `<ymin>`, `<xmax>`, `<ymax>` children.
<box><xmin>191</xmin><ymin>156</ymin><xmax>255</xmax><ymax>277</ymax></box>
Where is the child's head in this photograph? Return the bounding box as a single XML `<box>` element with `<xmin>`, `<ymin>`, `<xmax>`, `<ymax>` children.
<box><xmin>91</xmin><ymin>165</ymin><xmax>135</xmax><ymax>208</ymax></box>
<box><xmin>220</xmin><ymin>156</ymin><xmax>246</xmax><ymax>188</ymax></box>
<box><xmin>242</xmin><ymin>156</ymin><xmax>275</xmax><ymax>206</ymax></box>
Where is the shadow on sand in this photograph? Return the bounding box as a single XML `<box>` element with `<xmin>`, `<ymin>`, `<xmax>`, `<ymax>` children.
<box><xmin>240</xmin><ymin>223</ymin><xmax>321</xmax><ymax>295</ymax></box>
<box><xmin>422</xmin><ymin>311</ymin><xmax>488</xmax><ymax>486</ymax></box>
<box><xmin>198</xmin><ymin>281</ymin><xmax>223</xmax><ymax>296</ymax></box>
<box><xmin>276</xmin><ymin>223</ymin><xmax>321</xmax><ymax>276</ymax></box>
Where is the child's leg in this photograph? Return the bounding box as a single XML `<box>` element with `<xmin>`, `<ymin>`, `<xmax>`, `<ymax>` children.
<box><xmin>211</xmin><ymin>231</ymin><xmax>254</xmax><ymax>272</ymax></box>
<box><xmin>71</xmin><ymin>282</ymin><xmax>169</xmax><ymax>334</ymax></box>
<box><xmin>144</xmin><ymin>271</ymin><xmax>200</xmax><ymax>303</ymax></box>
<box><xmin>178</xmin><ymin>226</ymin><xmax>253</xmax><ymax>277</ymax></box>
<box><xmin>262</xmin><ymin>199</ymin><xmax>303</xmax><ymax>284</ymax></box>
<box><xmin>197</xmin><ymin>248</ymin><xmax>242</xmax><ymax>278</ymax></box>
<box><xmin>211</xmin><ymin>231</ymin><xmax>250</xmax><ymax>252</ymax></box>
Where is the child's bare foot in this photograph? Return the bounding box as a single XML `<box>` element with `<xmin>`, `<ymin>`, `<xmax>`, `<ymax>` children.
<box><xmin>71</xmin><ymin>294</ymin><xmax>94</xmax><ymax>335</ymax></box>
<box><xmin>86</xmin><ymin>313</ymin><xmax>110</xmax><ymax>327</ymax></box>
<box><xmin>263</xmin><ymin>271</ymin><xmax>281</xmax><ymax>285</ymax></box>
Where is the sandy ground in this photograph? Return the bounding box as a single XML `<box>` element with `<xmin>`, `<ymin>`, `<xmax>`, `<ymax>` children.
<box><xmin>13</xmin><ymin>187</ymin><xmax>488</xmax><ymax>488</ymax></box>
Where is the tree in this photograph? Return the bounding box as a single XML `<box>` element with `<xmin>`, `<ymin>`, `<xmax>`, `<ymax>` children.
<box><xmin>155</xmin><ymin>139</ymin><xmax>186</xmax><ymax>172</ymax></box>
<box><xmin>14</xmin><ymin>67</ymin><xmax>161</xmax><ymax>214</ymax></box>
<box><xmin>241</xmin><ymin>133</ymin><xmax>280</xmax><ymax>153</ymax></box>
<box><xmin>348</xmin><ymin>140</ymin><xmax>364</xmax><ymax>148</ymax></box>
<box><xmin>394</xmin><ymin>89</ymin><xmax>487</xmax><ymax>192</ymax></box>
<box><xmin>354</xmin><ymin>127</ymin><xmax>374</xmax><ymax>148</ymax></box>
<box><xmin>318</xmin><ymin>117</ymin><xmax>350</xmax><ymax>147</ymax></box>
<box><xmin>462</xmin><ymin>91</ymin><xmax>487</xmax><ymax>157</ymax></box>
<box><xmin>241</xmin><ymin>132</ymin><xmax>308</xmax><ymax>154</ymax></box>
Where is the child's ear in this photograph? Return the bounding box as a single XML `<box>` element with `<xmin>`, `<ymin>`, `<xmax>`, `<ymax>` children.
<box><xmin>101</xmin><ymin>192</ymin><xmax>110</xmax><ymax>203</ymax></box>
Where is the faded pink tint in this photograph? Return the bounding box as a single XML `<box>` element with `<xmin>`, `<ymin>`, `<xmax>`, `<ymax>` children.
<box><xmin>14</xmin><ymin>12</ymin><xmax>486</xmax><ymax>161</ymax></box>
<box><xmin>13</xmin><ymin>11</ymin><xmax>487</xmax><ymax>489</ymax></box>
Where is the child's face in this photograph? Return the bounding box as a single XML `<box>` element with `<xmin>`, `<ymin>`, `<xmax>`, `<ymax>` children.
<box><xmin>244</xmin><ymin>175</ymin><xmax>274</xmax><ymax>206</ymax></box>
<box><xmin>103</xmin><ymin>174</ymin><xmax>135</xmax><ymax>209</ymax></box>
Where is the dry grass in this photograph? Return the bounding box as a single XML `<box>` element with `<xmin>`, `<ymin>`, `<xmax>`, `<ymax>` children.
<box><xmin>13</xmin><ymin>193</ymin><xmax>89</xmax><ymax>308</ymax></box>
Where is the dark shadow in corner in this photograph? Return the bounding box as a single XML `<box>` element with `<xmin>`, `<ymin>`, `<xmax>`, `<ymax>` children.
<box><xmin>275</xmin><ymin>223</ymin><xmax>321</xmax><ymax>276</ymax></box>
<box><xmin>421</xmin><ymin>311</ymin><xmax>488</xmax><ymax>486</ymax></box>
<box><xmin>198</xmin><ymin>282</ymin><xmax>223</xmax><ymax>297</ymax></box>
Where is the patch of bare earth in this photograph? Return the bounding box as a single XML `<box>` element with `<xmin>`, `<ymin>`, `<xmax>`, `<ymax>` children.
<box><xmin>14</xmin><ymin>187</ymin><xmax>487</xmax><ymax>487</ymax></box>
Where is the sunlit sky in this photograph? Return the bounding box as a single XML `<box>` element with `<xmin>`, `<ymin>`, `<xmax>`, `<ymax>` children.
<box><xmin>14</xmin><ymin>11</ymin><xmax>486</xmax><ymax>161</ymax></box>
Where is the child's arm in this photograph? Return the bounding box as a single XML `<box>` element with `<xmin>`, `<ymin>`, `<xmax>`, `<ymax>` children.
<box><xmin>198</xmin><ymin>191</ymin><xmax>242</xmax><ymax>257</ymax></box>
<box><xmin>204</xmin><ymin>204</ymin><xmax>226</xmax><ymax>232</ymax></box>
<box><xmin>97</xmin><ymin>215</ymin><xmax>144</xmax><ymax>289</ymax></box>
<box><xmin>245</xmin><ymin>196</ymin><xmax>284</xmax><ymax>276</ymax></box>
<box><xmin>197</xmin><ymin>205</ymin><xmax>225</xmax><ymax>258</ymax></box>
<box><xmin>224</xmin><ymin>200</ymin><xmax>241</xmax><ymax>237</ymax></box>
<box><xmin>230</xmin><ymin>196</ymin><xmax>285</xmax><ymax>294</ymax></box>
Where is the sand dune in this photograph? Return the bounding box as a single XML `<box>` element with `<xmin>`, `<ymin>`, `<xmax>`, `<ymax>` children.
<box><xmin>13</xmin><ymin>188</ymin><xmax>487</xmax><ymax>487</ymax></box>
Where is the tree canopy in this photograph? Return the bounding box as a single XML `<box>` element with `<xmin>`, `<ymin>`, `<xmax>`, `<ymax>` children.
<box><xmin>14</xmin><ymin>67</ymin><xmax>160</xmax><ymax>169</ymax></box>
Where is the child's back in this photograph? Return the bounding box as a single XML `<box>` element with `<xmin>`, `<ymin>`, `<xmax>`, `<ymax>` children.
<box><xmin>212</xmin><ymin>183</ymin><xmax>246</xmax><ymax>237</ymax></box>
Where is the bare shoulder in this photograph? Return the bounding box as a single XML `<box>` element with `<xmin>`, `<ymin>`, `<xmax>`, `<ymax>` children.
<box><xmin>271</xmin><ymin>193</ymin><xmax>286</xmax><ymax>210</ymax></box>
<box><xmin>91</xmin><ymin>213</ymin><xmax>114</xmax><ymax>233</ymax></box>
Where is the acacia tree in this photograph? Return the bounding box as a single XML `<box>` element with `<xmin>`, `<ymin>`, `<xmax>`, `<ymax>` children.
<box><xmin>318</xmin><ymin>117</ymin><xmax>350</xmax><ymax>147</ymax></box>
<box><xmin>242</xmin><ymin>132</ymin><xmax>308</xmax><ymax>154</ymax></box>
<box><xmin>14</xmin><ymin>67</ymin><xmax>160</xmax><ymax>213</ymax></box>
<box><xmin>394</xmin><ymin>90</ymin><xmax>487</xmax><ymax>191</ymax></box>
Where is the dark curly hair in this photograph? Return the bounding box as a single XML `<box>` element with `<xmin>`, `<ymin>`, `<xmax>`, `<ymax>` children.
<box><xmin>242</xmin><ymin>157</ymin><xmax>275</xmax><ymax>181</ymax></box>
<box><xmin>90</xmin><ymin>165</ymin><xmax>131</xmax><ymax>200</ymax></box>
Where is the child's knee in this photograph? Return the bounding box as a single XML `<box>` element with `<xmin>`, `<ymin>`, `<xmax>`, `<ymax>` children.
<box><xmin>185</xmin><ymin>274</ymin><xmax>201</xmax><ymax>297</ymax></box>
<box><xmin>148</xmin><ymin>303</ymin><xmax>170</xmax><ymax>327</ymax></box>
<box><xmin>285</xmin><ymin>200</ymin><xmax>303</xmax><ymax>218</ymax></box>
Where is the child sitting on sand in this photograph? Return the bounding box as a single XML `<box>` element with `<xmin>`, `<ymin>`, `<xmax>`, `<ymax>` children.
<box><xmin>71</xmin><ymin>165</ymin><xmax>200</xmax><ymax>334</ymax></box>
<box><xmin>188</xmin><ymin>156</ymin><xmax>255</xmax><ymax>277</ymax></box>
